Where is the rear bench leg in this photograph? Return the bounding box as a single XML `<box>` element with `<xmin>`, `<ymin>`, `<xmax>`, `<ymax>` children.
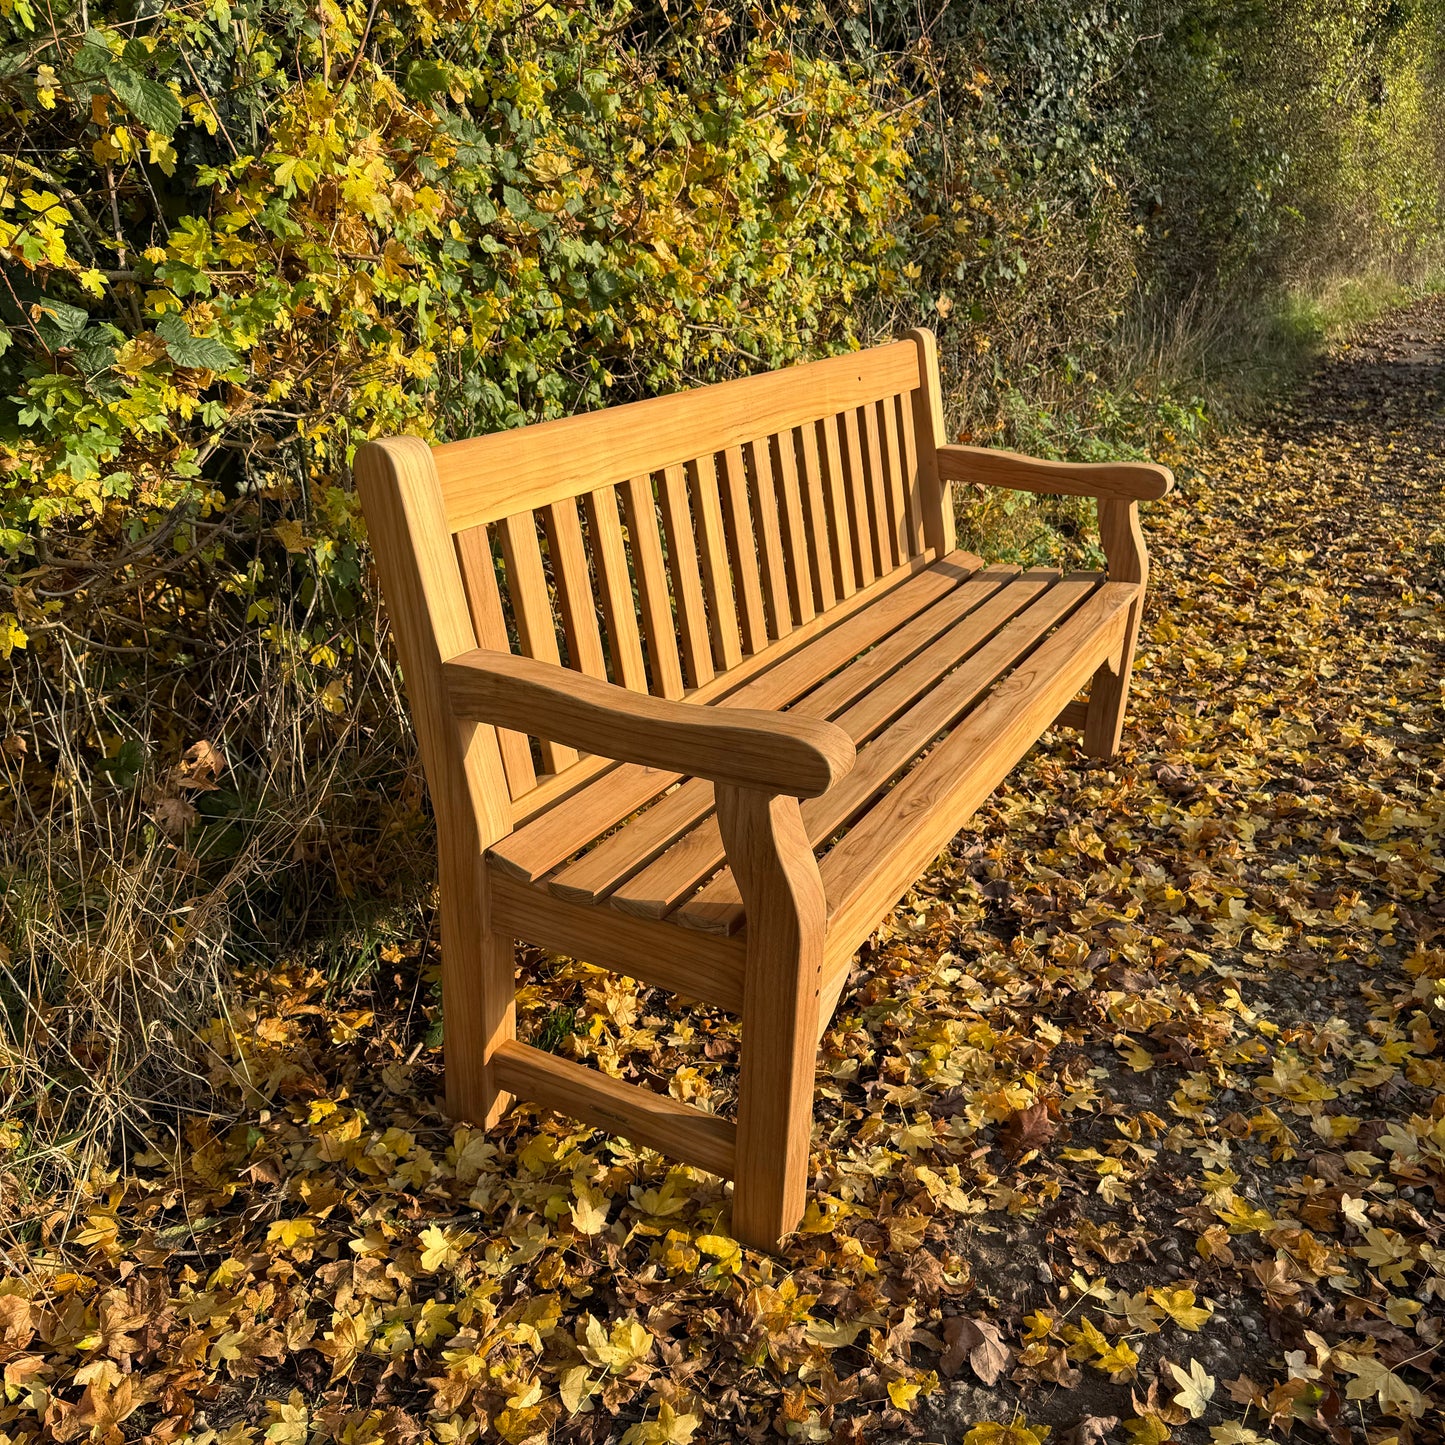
<box><xmin>1084</xmin><ymin>497</ymin><xmax>1149</xmax><ymax>759</ymax></box>
<box><xmin>437</xmin><ymin>821</ymin><xmax>516</xmax><ymax>1127</ymax></box>
<box><xmin>715</xmin><ymin>786</ymin><xmax>826</xmax><ymax>1252</ymax></box>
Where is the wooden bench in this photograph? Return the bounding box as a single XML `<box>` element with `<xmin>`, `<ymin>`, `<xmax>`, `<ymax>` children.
<box><xmin>356</xmin><ymin>331</ymin><xmax>1172</xmax><ymax>1250</ymax></box>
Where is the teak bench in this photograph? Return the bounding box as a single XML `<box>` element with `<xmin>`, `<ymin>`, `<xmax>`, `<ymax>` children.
<box><xmin>357</xmin><ymin>330</ymin><xmax>1172</xmax><ymax>1250</ymax></box>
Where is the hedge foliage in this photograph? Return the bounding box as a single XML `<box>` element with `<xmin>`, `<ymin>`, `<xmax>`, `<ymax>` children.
<box><xmin>0</xmin><ymin>1</ymin><xmax>913</xmax><ymax>652</ymax></box>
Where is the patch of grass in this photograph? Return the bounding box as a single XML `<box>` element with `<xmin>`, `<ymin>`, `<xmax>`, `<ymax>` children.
<box><xmin>534</xmin><ymin>1005</ymin><xmax>580</xmax><ymax>1054</ymax></box>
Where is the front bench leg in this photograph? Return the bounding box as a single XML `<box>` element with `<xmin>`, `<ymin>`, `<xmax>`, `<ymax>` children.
<box><xmin>437</xmin><ymin>813</ymin><xmax>516</xmax><ymax>1129</ymax></box>
<box><xmin>715</xmin><ymin>784</ymin><xmax>827</xmax><ymax>1252</ymax></box>
<box><xmin>1084</xmin><ymin>497</ymin><xmax>1149</xmax><ymax>758</ymax></box>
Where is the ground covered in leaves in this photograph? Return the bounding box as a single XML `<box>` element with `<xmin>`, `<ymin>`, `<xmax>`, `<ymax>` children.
<box><xmin>5</xmin><ymin>300</ymin><xmax>1445</xmax><ymax>1445</ymax></box>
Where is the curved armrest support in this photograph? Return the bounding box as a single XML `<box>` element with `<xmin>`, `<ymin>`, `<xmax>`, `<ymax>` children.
<box><xmin>937</xmin><ymin>444</ymin><xmax>1174</xmax><ymax>501</ymax></box>
<box><xmin>443</xmin><ymin>649</ymin><xmax>854</xmax><ymax>799</ymax></box>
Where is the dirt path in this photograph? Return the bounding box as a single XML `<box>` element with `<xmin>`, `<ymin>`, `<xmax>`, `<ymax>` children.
<box><xmin>907</xmin><ymin>297</ymin><xmax>1445</xmax><ymax>1441</ymax></box>
<box><xmin>13</xmin><ymin>302</ymin><xmax>1445</xmax><ymax>1445</ymax></box>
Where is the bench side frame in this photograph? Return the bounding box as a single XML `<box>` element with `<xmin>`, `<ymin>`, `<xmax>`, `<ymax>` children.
<box><xmin>355</xmin><ymin>436</ymin><xmax>518</xmax><ymax>1128</ymax></box>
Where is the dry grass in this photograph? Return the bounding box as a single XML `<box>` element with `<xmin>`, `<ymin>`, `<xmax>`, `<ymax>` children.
<box><xmin>0</xmin><ymin>556</ymin><xmax>428</xmax><ymax>1242</ymax></box>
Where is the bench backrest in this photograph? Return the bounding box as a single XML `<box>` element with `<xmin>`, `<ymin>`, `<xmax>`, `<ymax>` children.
<box><xmin>362</xmin><ymin>329</ymin><xmax>953</xmax><ymax>823</ymax></box>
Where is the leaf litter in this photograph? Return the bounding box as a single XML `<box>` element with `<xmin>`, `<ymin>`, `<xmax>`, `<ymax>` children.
<box><xmin>4</xmin><ymin>300</ymin><xmax>1445</xmax><ymax>1444</ymax></box>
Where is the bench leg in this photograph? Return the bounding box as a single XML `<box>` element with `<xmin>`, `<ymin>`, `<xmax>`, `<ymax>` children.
<box><xmin>1084</xmin><ymin>497</ymin><xmax>1148</xmax><ymax>759</ymax></box>
<box><xmin>438</xmin><ymin>830</ymin><xmax>515</xmax><ymax>1128</ymax></box>
<box><xmin>716</xmin><ymin>787</ymin><xmax>826</xmax><ymax>1252</ymax></box>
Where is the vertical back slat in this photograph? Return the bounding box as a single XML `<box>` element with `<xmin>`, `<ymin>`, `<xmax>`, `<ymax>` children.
<box><xmin>795</xmin><ymin>422</ymin><xmax>836</xmax><ymax>613</ymax></box>
<box><xmin>878</xmin><ymin>396</ymin><xmax>911</xmax><ymax>563</ymax></box>
<box><xmin>454</xmin><ymin>523</ymin><xmax>536</xmax><ymax>796</ymax></box>
<box><xmin>769</xmin><ymin>431</ymin><xmax>817</xmax><ymax>627</ymax></box>
<box><xmin>860</xmin><ymin>403</ymin><xmax>896</xmax><ymax>570</ymax></box>
<box><xmin>542</xmin><ymin>498</ymin><xmax>608</xmax><ymax>681</ymax></box>
<box><xmin>621</xmin><ymin>475</ymin><xmax>687</xmax><ymax>699</ymax></box>
<box><xmin>498</xmin><ymin>512</ymin><xmax>578</xmax><ymax>773</ymax></box>
<box><xmin>895</xmin><ymin>392</ymin><xmax>927</xmax><ymax>558</ymax></box>
<box><xmin>687</xmin><ymin>455</ymin><xmax>744</xmax><ymax>671</ymax></box>
<box><xmin>745</xmin><ymin>438</ymin><xmax>793</xmax><ymax>640</ymax></box>
<box><xmin>718</xmin><ymin>446</ymin><xmax>769</xmax><ymax>655</ymax></box>
<box><xmin>584</xmin><ymin>486</ymin><xmax>648</xmax><ymax>692</ymax></box>
<box><xmin>658</xmin><ymin>463</ymin><xmax>715</xmax><ymax>689</ymax></box>
<box><xmin>841</xmin><ymin>409</ymin><xmax>883</xmax><ymax>583</ymax></box>
<box><xmin>908</xmin><ymin>326</ymin><xmax>957</xmax><ymax>557</ymax></box>
<box><xmin>817</xmin><ymin>415</ymin><xmax>858</xmax><ymax>600</ymax></box>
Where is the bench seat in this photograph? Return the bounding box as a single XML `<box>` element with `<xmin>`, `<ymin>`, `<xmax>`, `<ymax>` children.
<box><xmin>357</xmin><ymin>330</ymin><xmax>1170</xmax><ymax>1249</ymax></box>
<box><xmin>491</xmin><ymin>555</ymin><xmax>1137</xmax><ymax>981</ymax></box>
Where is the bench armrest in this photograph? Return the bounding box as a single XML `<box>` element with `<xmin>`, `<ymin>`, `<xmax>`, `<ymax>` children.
<box><xmin>443</xmin><ymin>649</ymin><xmax>855</xmax><ymax>799</ymax></box>
<box><xmin>937</xmin><ymin>444</ymin><xmax>1174</xmax><ymax>501</ymax></box>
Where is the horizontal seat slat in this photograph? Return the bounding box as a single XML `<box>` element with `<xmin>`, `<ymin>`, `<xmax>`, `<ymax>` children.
<box><xmin>490</xmin><ymin>553</ymin><xmax>973</xmax><ymax>883</ymax></box>
<box><xmin>547</xmin><ymin>563</ymin><xmax>1018</xmax><ymax>906</ymax></box>
<box><xmin>668</xmin><ymin>572</ymin><xmax>1104</xmax><ymax>933</ymax></box>
<box><xmin>434</xmin><ymin>342</ymin><xmax>922</xmax><ymax>532</ymax></box>
<box><xmin>492</xmin><ymin>1040</ymin><xmax>737</xmax><ymax>1179</ymax></box>
<box><xmin>816</xmin><ymin>581</ymin><xmax>1139</xmax><ymax>1010</ymax></box>
<box><xmin>602</xmin><ymin>568</ymin><xmax>1046</xmax><ymax>919</ymax></box>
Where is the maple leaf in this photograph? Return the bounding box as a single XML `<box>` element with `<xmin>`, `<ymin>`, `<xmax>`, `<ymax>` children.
<box><xmin>1094</xmin><ymin>1337</ymin><xmax>1140</xmax><ymax>1381</ymax></box>
<box><xmin>999</xmin><ymin>1101</ymin><xmax>1057</xmax><ymax>1156</ymax></box>
<box><xmin>1149</xmin><ymin>1287</ymin><xmax>1213</xmax><ymax>1332</ymax></box>
<box><xmin>805</xmin><ymin>1316</ymin><xmax>869</xmax><ymax>1348</ymax></box>
<box><xmin>1209</xmin><ymin>1426</ymin><xmax>1268</xmax><ymax>1444</ymax></box>
<box><xmin>1062</xmin><ymin>1417</ymin><xmax>1119</xmax><ymax>1445</ymax></box>
<box><xmin>1123</xmin><ymin>1415</ymin><xmax>1171</xmax><ymax>1445</ymax></box>
<box><xmin>621</xmin><ymin>1401</ymin><xmax>701</xmax><ymax>1445</ymax></box>
<box><xmin>266</xmin><ymin>1219</ymin><xmax>315</xmax><ymax>1249</ymax></box>
<box><xmin>570</xmin><ymin>1181</ymin><xmax>610</xmax><ymax>1236</ymax></box>
<box><xmin>558</xmin><ymin>1365</ymin><xmax>594</xmax><ymax>1414</ymax></box>
<box><xmin>1115</xmin><ymin>1291</ymin><xmax>1164</xmax><ymax>1333</ymax></box>
<box><xmin>1168</xmin><ymin>1359</ymin><xmax>1216</xmax><ymax>1419</ymax></box>
<box><xmin>418</xmin><ymin>1224</ymin><xmax>474</xmax><ymax>1271</ymax></box>
<box><xmin>696</xmin><ymin>1234</ymin><xmax>742</xmax><ymax>1274</ymax></box>
<box><xmin>940</xmin><ymin>1316</ymin><xmax>1010</xmax><ymax>1384</ymax></box>
<box><xmin>578</xmin><ymin>1315</ymin><xmax>654</xmax><ymax>1373</ymax></box>
<box><xmin>887</xmin><ymin>1377</ymin><xmax>922</xmax><ymax>1410</ymax></box>
<box><xmin>0</xmin><ymin>1295</ymin><xmax>35</xmax><ymax>1359</ymax></box>
<box><xmin>963</xmin><ymin>1424</ymin><xmax>1051</xmax><ymax>1445</ymax></box>
<box><xmin>1338</xmin><ymin>1355</ymin><xmax>1425</xmax><ymax>1418</ymax></box>
<box><xmin>263</xmin><ymin>1390</ymin><xmax>310</xmax><ymax>1445</ymax></box>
